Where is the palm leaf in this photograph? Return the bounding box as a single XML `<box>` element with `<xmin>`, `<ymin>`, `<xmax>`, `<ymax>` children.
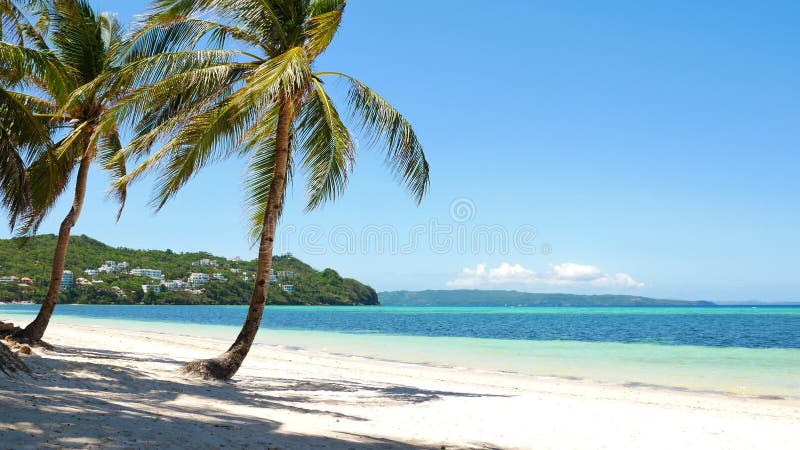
<box><xmin>296</xmin><ymin>78</ymin><xmax>353</xmax><ymax>210</ymax></box>
<box><xmin>317</xmin><ymin>71</ymin><xmax>429</xmax><ymax>203</ymax></box>
<box><xmin>97</xmin><ymin>129</ymin><xmax>126</xmax><ymax>220</ymax></box>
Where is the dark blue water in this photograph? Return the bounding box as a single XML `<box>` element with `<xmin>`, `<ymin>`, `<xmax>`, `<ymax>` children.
<box><xmin>2</xmin><ymin>305</ymin><xmax>799</xmax><ymax>349</ymax></box>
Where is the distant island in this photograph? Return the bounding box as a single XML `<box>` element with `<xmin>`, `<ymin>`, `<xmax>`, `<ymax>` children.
<box><xmin>379</xmin><ymin>290</ymin><xmax>716</xmax><ymax>307</ymax></box>
<box><xmin>0</xmin><ymin>235</ymin><xmax>378</xmax><ymax>306</ymax></box>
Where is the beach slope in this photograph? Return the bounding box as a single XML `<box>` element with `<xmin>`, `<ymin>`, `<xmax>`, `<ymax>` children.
<box><xmin>1</xmin><ymin>323</ymin><xmax>798</xmax><ymax>449</ymax></box>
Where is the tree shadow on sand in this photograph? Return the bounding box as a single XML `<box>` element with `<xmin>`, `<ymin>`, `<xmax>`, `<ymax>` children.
<box><xmin>0</xmin><ymin>345</ymin><xmax>505</xmax><ymax>449</ymax></box>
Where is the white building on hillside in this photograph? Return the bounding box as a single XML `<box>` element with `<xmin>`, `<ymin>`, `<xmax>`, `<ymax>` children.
<box><xmin>84</xmin><ymin>268</ymin><xmax>100</xmax><ymax>276</ymax></box>
<box><xmin>163</xmin><ymin>280</ymin><xmax>188</xmax><ymax>291</ymax></box>
<box><xmin>129</xmin><ymin>268</ymin><xmax>164</xmax><ymax>280</ymax></box>
<box><xmin>192</xmin><ymin>258</ymin><xmax>218</xmax><ymax>267</ymax></box>
<box><xmin>142</xmin><ymin>284</ymin><xmax>161</xmax><ymax>294</ymax></box>
<box><xmin>188</xmin><ymin>273</ymin><xmax>210</xmax><ymax>287</ymax></box>
<box><xmin>61</xmin><ymin>271</ymin><xmax>74</xmax><ymax>290</ymax></box>
<box><xmin>99</xmin><ymin>261</ymin><xmax>128</xmax><ymax>273</ymax></box>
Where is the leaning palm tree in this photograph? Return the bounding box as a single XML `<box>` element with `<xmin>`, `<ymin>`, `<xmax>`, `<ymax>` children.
<box><xmin>5</xmin><ymin>0</ymin><xmax>128</xmax><ymax>342</ymax></box>
<box><xmin>107</xmin><ymin>0</ymin><xmax>429</xmax><ymax>379</ymax></box>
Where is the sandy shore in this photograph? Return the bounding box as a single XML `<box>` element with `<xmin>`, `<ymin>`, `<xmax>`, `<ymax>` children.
<box><xmin>1</xmin><ymin>323</ymin><xmax>798</xmax><ymax>449</ymax></box>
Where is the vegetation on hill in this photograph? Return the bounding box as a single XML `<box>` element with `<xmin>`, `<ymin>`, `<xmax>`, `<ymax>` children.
<box><xmin>379</xmin><ymin>290</ymin><xmax>716</xmax><ymax>307</ymax></box>
<box><xmin>0</xmin><ymin>235</ymin><xmax>378</xmax><ymax>306</ymax></box>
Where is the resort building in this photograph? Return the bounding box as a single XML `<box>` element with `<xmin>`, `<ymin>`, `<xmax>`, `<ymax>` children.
<box><xmin>281</xmin><ymin>284</ymin><xmax>294</xmax><ymax>292</ymax></box>
<box><xmin>61</xmin><ymin>271</ymin><xmax>74</xmax><ymax>290</ymax></box>
<box><xmin>20</xmin><ymin>277</ymin><xmax>33</xmax><ymax>284</ymax></box>
<box><xmin>129</xmin><ymin>268</ymin><xmax>165</xmax><ymax>280</ymax></box>
<box><xmin>162</xmin><ymin>280</ymin><xmax>188</xmax><ymax>291</ymax></box>
<box><xmin>229</xmin><ymin>256</ymin><xmax>242</xmax><ymax>262</ymax></box>
<box><xmin>0</xmin><ymin>276</ymin><xmax>18</xmax><ymax>284</ymax></box>
<box><xmin>99</xmin><ymin>261</ymin><xmax>128</xmax><ymax>273</ymax></box>
<box><xmin>269</xmin><ymin>269</ymin><xmax>278</xmax><ymax>284</ymax></box>
<box><xmin>188</xmin><ymin>273</ymin><xmax>210</xmax><ymax>287</ymax></box>
<box><xmin>192</xmin><ymin>258</ymin><xmax>218</xmax><ymax>267</ymax></box>
<box><xmin>210</xmin><ymin>273</ymin><xmax>228</xmax><ymax>282</ymax></box>
<box><xmin>142</xmin><ymin>284</ymin><xmax>161</xmax><ymax>294</ymax></box>
<box><xmin>84</xmin><ymin>269</ymin><xmax>100</xmax><ymax>276</ymax></box>
<box><xmin>277</xmin><ymin>271</ymin><xmax>297</xmax><ymax>279</ymax></box>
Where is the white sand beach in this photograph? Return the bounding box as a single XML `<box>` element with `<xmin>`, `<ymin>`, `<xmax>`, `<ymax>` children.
<box><xmin>2</xmin><ymin>323</ymin><xmax>799</xmax><ymax>449</ymax></box>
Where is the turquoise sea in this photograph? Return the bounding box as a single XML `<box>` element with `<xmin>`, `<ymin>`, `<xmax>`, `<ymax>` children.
<box><xmin>1</xmin><ymin>305</ymin><xmax>799</xmax><ymax>398</ymax></box>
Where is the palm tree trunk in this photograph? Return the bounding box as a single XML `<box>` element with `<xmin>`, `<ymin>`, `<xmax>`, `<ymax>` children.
<box><xmin>182</xmin><ymin>100</ymin><xmax>295</xmax><ymax>380</ymax></box>
<box><xmin>15</xmin><ymin>155</ymin><xmax>92</xmax><ymax>343</ymax></box>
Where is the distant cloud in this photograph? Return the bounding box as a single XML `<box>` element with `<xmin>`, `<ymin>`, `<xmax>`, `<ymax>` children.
<box><xmin>446</xmin><ymin>262</ymin><xmax>644</xmax><ymax>288</ymax></box>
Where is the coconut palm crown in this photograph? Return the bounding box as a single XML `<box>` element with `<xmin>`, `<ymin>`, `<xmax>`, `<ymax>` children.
<box><xmin>102</xmin><ymin>0</ymin><xmax>430</xmax><ymax>379</ymax></box>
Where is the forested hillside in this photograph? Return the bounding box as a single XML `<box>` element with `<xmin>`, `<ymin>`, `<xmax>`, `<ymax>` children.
<box><xmin>0</xmin><ymin>235</ymin><xmax>378</xmax><ymax>306</ymax></box>
<box><xmin>379</xmin><ymin>290</ymin><xmax>715</xmax><ymax>306</ymax></box>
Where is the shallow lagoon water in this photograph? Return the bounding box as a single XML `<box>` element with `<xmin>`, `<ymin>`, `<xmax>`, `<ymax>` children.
<box><xmin>2</xmin><ymin>305</ymin><xmax>799</xmax><ymax>397</ymax></box>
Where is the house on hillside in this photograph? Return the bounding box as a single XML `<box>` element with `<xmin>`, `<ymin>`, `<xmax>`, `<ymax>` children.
<box><xmin>129</xmin><ymin>268</ymin><xmax>165</xmax><ymax>281</ymax></box>
<box><xmin>192</xmin><ymin>258</ymin><xmax>218</xmax><ymax>267</ymax></box>
<box><xmin>188</xmin><ymin>273</ymin><xmax>210</xmax><ymax>287</ymax></box>
<box><xmin>163</xmin><ymin>280</ymin><xmax>188</xmax><ymax>291</ymax></box>
<box><xmin>61</xmin><ymin>271</ymin><xmax>74</xmax><ymax>290</ymax></box>
<box><xmin>142</xmin><ymin>284</ymin><xmax>161</xmax><ymax>294</ymax></box>
<box><xmin>211</xmin><ymin>273</ymin><xmax>227</xmax><ymax>282</ymax></box>
<box><xmin>99</xmin><ymin>261</ymin><xmax>128</xmax><ymax>273</ymax></box>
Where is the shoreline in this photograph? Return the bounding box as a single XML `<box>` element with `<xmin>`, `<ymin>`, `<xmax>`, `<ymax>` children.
<box><xmin>2</xmin><ymin>322</ymin><xmax>800</xmax><ymax>449</ymax></box>
<box><xmin>2</xmin><ymin>306</ymin><xmax>799</xmax><ymax>399</ymax></box>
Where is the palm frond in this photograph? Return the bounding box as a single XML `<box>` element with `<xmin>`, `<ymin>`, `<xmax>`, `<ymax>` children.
<box><xmin>17</xmin><ymin>130</ymin><xmax>85</xmax><ymax>235</ymax></box>
<box><xmin>49</xmin><ymin>0</ymin><xmax>107</xmax><ymax>83</ymax></box>
<box><xmin>97</xmin><ymin>129</ymin><xmax>126</xmax><ymax>220</ymax></box>
<box><xmin>317</xmin><ymin>71</ymin><xmax>429</xmax><ymax>203</ymax></box>
<box><xmin>0</xmin><ymin>143</ymin><xmax>29</xmax><ymax>229</ymax></box>
<box><xmin>309</xmin><ymin>0</ymin><xmax>346</xmax><ymax>16</ymax></box>
<box><xmin>297</xmin><ymin>78</ymin><xmax>353</xmax><ymax>210</ymax></box>
<box><xmin>0</xmin><ymin>40</ymin><xmax>71</xmax><ymax>100</ymax></box>
<box><xmin>124</xmin><ymin>16</ymin><xmax>265</xmax><ymax>62</ymax></box>
<box><xmin>147</xmin><ymin>0</ymin><xmax>289</xmax><ymax>54</ymax></box>
<box><xmin>0</xmin><ymin>86</ymin><xmax>50</xmax><ymax>146</ymax></box>
<box><xmin>0</xmin><ymin>0</ymin><xmax>49</xmax><ymax>48</ymax></box>
<box><xmin>303</xmin><ymin>7</ymin><xmax>343</xmax><ymax>59</ymax></box>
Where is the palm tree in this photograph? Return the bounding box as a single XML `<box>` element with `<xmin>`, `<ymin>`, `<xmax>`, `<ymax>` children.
<box><xmin>3</xmin><ymin>0</ymin><xmax>129</xmax><ymax>342</ymax></box>
<box><xmin>107</xmin><ymin>0</ymin><xmax>429</xmax><ymax>379</ymax></box>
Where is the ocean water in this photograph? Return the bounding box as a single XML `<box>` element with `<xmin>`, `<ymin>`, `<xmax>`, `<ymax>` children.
<box><xmin>2</xmin><ymin>305</ymin><xmax>799</xmax><ymax>398</ymax></box>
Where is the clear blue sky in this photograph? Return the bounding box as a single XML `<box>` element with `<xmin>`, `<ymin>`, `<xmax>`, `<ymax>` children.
<box><xmin>3</xmin><ymin>0</ymin><xmax>799</xmax><ymax>302</ymax></box>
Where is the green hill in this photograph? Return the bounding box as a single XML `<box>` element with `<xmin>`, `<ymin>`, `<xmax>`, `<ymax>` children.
<box><xmin>0</xmin><ymin>235</ymin><xmax>378</xmax><ymax>306</ymax></box>
<box><xmin>379</xmin><ymin>290</ymin><xmax>715</xmax><ymax>307</ymax></box>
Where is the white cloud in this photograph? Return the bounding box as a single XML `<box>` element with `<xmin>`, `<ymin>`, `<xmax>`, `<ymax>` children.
<box><xmin>551</xmin><ymin>263</ymin><xmax>603</xmax><ymax>281</ymax></box>
<box><xmin>446</xmin><ymin>262</ymin><xmax>644</xmax><ymax>288</ymax></box>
